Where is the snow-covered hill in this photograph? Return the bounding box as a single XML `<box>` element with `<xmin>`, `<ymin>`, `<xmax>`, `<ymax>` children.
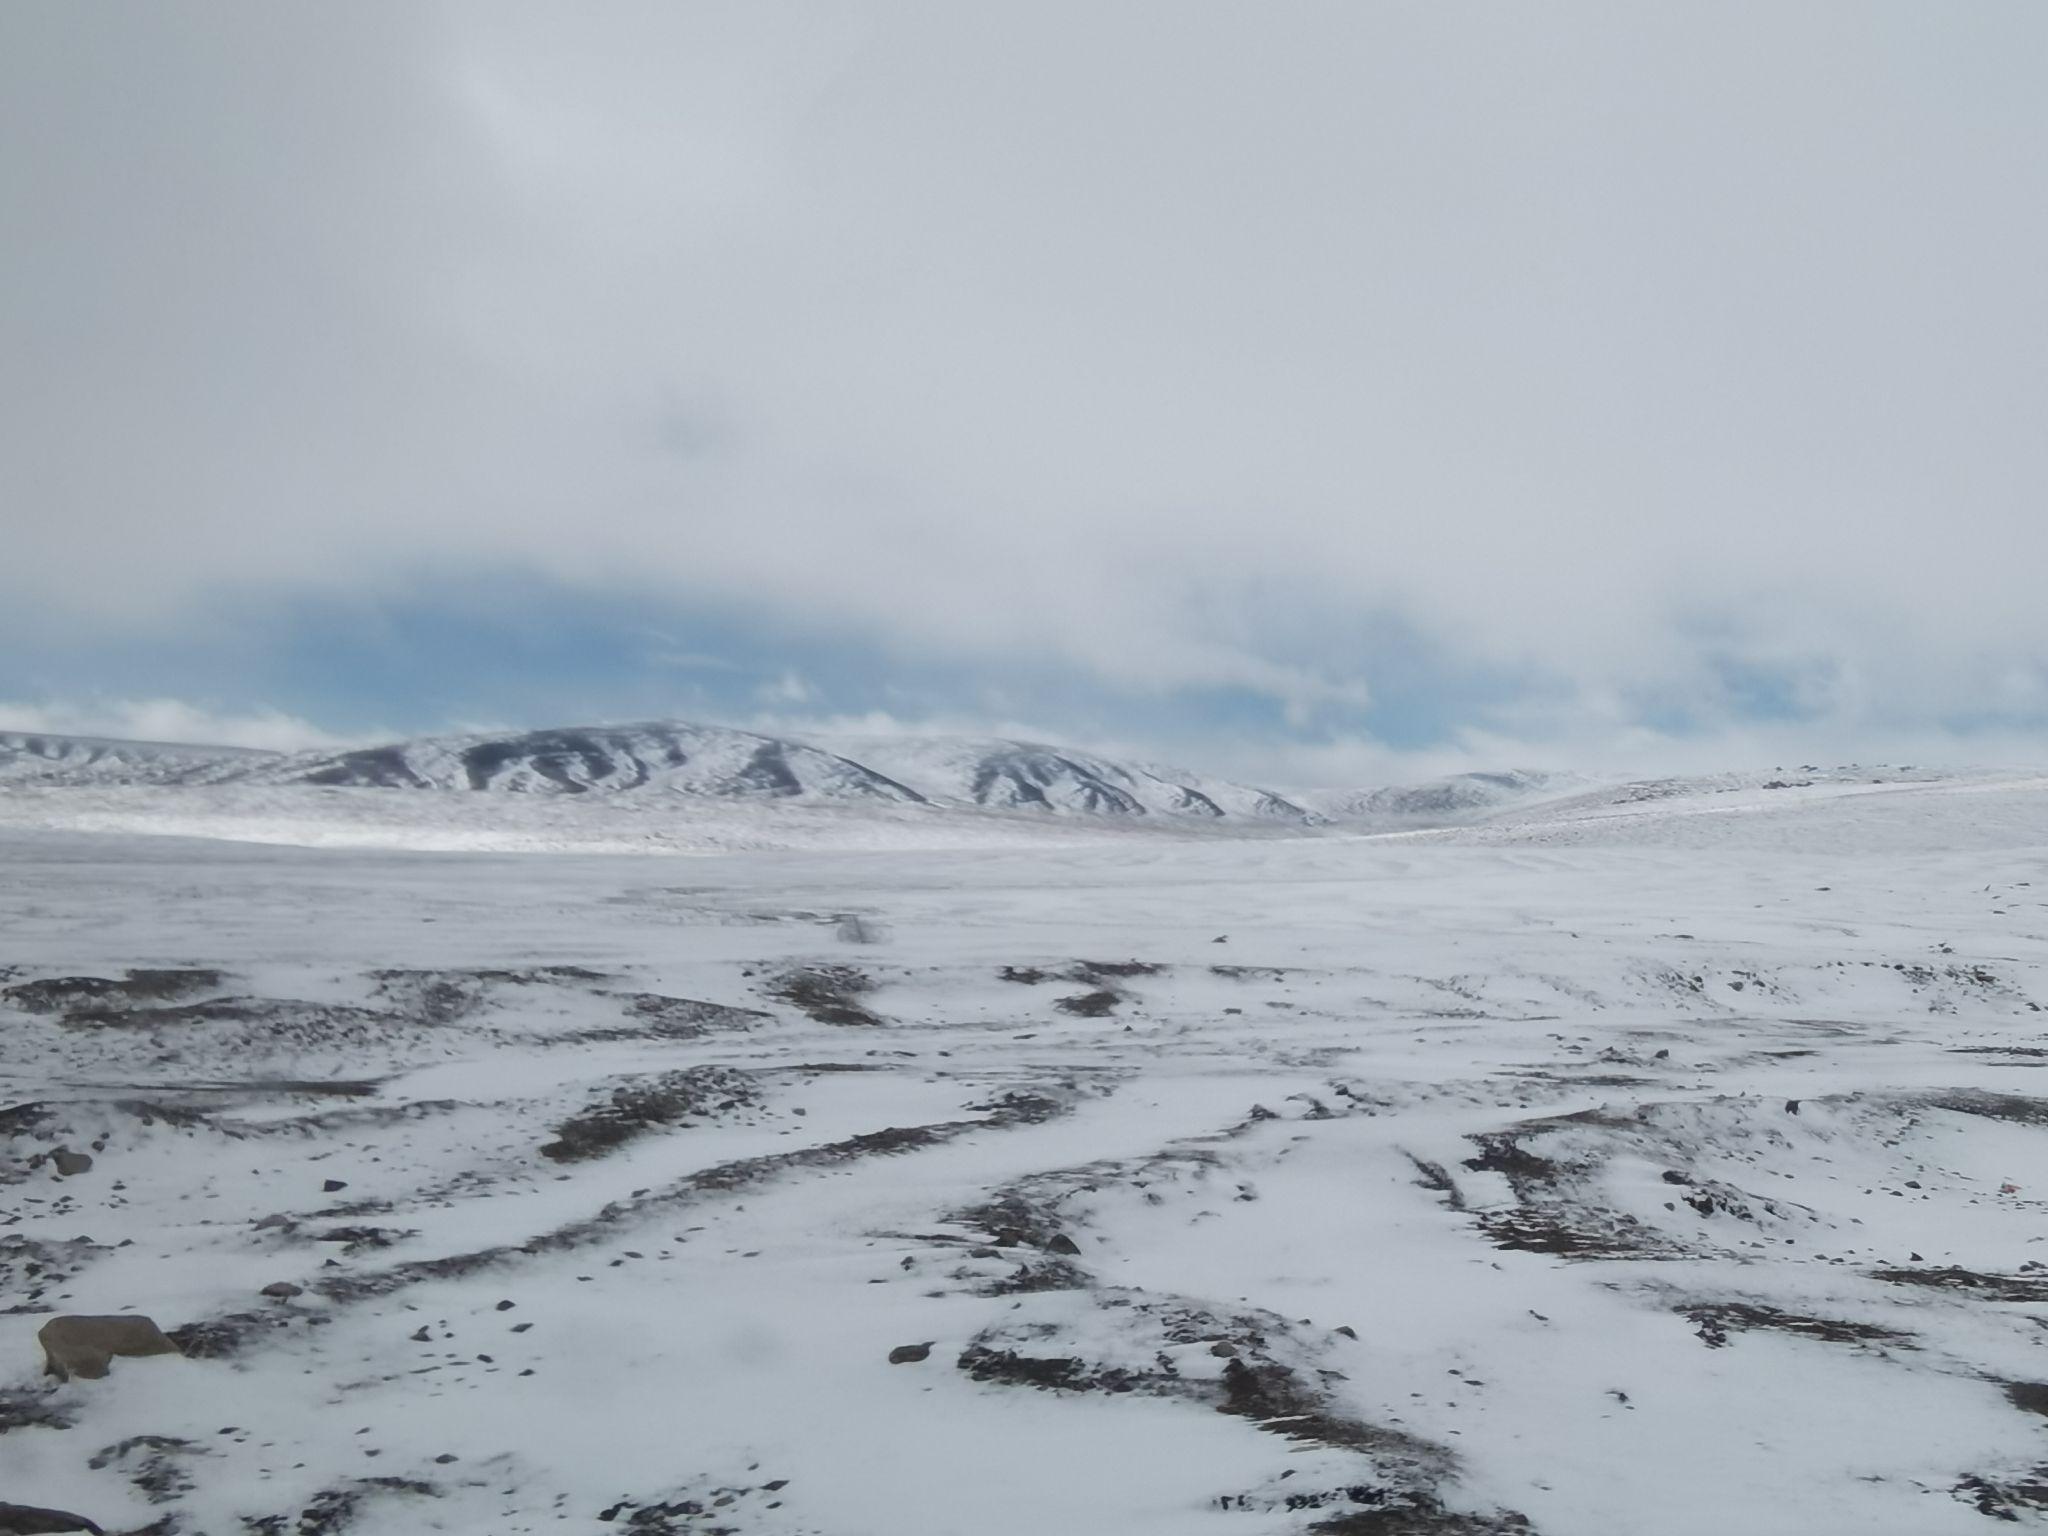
<box><xmin>0</xmin><ymin>721</ymin><xmax>1317</xmax><ymax>825</ymax></box>
<box><xmin>0</xmin><ymin>730</ymin><xmax>269</xmax><ymax>787</ymax></box>
<box><xmin>815</xmin><ymin>734</ymin><xmax>1314</xmax><ymax>822</ymax></box>
<box><xmin>257</xmin><ymin>722</ymin><xmax>926</xmax><ymax>804</ymax></box>
<box><xmin>0</xmin><ymin>722</ymin><xmax>1998</xmax><ymax>845</ymax></box>
<box><xmin>1299</xmin><ymin>768</ymin><xmax>1586</xmax><ymax>825</ymax></box>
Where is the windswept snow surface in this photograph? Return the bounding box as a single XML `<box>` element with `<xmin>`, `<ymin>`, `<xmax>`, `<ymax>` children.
<box><xmin>5</xmin><ymin>770</ymin><xmax>2048</xmax><ymax>1534</ymax></box>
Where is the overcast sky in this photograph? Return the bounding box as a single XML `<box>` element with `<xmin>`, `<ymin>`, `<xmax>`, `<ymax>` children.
<box><xmin>5</xmin><ymin>3</ymin><xmax>2047</xmax><ymax>784</ymax></box>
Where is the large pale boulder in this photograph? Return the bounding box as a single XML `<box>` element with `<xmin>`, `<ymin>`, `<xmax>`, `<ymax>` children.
<box><xmin>37</xmin><ymin>1315</ymin><xmax>181</xmax><ymax>1382</ymax></box>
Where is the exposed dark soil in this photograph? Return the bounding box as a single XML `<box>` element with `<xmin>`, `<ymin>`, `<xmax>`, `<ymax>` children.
<box><xmin>1871</xmin><ymin>1267</ymin><xmax>2048</xmax><ymax>1302</ymax></box>
<box><xmin>313</xmin><ymin>1083</ymin><xmax>1090</xmax><ymax>1307</ymax></box>
<box><xmin>1954</xmin><ymin>1468</ymin><xmax>2048</xmax><ymax>1521</ymax></box>
<box><xmin>766</xmin><ymin>965</ymin><xmax>884</xmax><ymax>1027</ymax></box>
<box><xmin>957</xmin><ymin>1345</ymin><xmax>1095</xmax><ymax>1390</ymax></box>
<box><xmin>1055</xmin><ymin>990</ymin><xmax>1120</xmax><ymax>1017</ymax></box>
<box><xmin>1473</xmin><ymin>1208</ymin><xmax>1673</xmax><ymax>1259</ymax></box>
<box><xmin>953</xmin><ymin>1293</ymin><xmax>1526</xmax><ymax>1530</ymax></box>
<box><xmin>91</xmin><ymin>1433</ymin><xmax>204</xmax><ymax>1503</ymax></box>
<box><xmin>1315</xmin><ymin>1506</ymin><xmax>1535</xmax><ymax>1535</ymax></box>
<box><xmin>541</xmin><ymin>1068</ymin><xmax>761</xmax><ymax>1162</ymax></box>
<box><xmin>53</xmin><ymin>998</ymin><xmax>398</xmax><ymax>1046</ymax></box>
<box><xmin>1683</xmin><ymin>1303</ymin><xmax>1914</xmax><ymax>1349</ymax></box>
<box><xmin>0</xmin><ymin>1388</ymin><xmax>74</xmax><ymax>1435</ymax></box>
<box><xmin>4</xmin><ymin>968</ymin><xmax>226</xmax><ymax>1016</ymax></box>
<box><xmin>1070</xmin><ymin>960</ymin><xmax>1163</xmax><ymax>983</ymax></box>
<box><xmin>952</xmin><ymin>1190</ymin><xmax>1074</xmax><ymax>1251</ymax></box>
<box><xmin>366</xmin><ymin>965</ymin><xmax>610</xmax><ymax>1026</ymax></box>
<box><xmin>167</xmin><ymin>1311</ymin><xmax>289</xmax><ymax>1359</ymax></box>
<box><xmin>2005</xmin><ymin>1382</ymin><xmax>2048</xmax><ymax>1419</ymax></box>
<box><xmin>581</xmin><ymin>993</ymin><xmax>769</xmax><ymax>1041</ymax></box>
<box><xmin>1917</xmin><ymin>1088</ymin><xmax>2048</xmax><ymax>1127</ymax></box>
<box><xmin>1404</xmin><ymin>1155</ymin><xmax>1466</xmax><ymax>1211</ymax></box>
<box><xmin>0</xmin><ymin>1235</ymin><xmax>109</xmax><ymax>1311</ymax></box>
<box><xmin>0</xmin><ymin>1100</ymin><xmax>53</xmax><ymax>1135</ymax></box>
<box><xmin>241</xmin><ymin>1477</ymin><xmax>440</xmax><ymax>1536</ymax></box>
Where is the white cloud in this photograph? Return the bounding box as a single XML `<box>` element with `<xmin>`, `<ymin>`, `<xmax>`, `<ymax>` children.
<box><xmin>4</xmin><ymin>5</ymin><xmax>2047</xmax><ymax>745</ymax></box>
<box><xmin>753</xmin><ymin>670</ymin><xmax>815</xmax><ymax>706</ymax></box>
<box><xmin>0</xmin><ymin>699</ymin><xmax>365</xmax><ymax>753</ymax></box>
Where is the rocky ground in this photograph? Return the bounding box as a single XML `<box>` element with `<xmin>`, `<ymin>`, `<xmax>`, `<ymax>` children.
<box><xmin>3</xmin><ymin>772</ymin><xmax>2047</xmax><ymax>1533</ymax></box>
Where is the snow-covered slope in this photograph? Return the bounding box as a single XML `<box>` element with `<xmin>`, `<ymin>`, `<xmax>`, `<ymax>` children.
<box><xmin>7</xmin><ymin>773</ymin><xmax>2048</xmax><ymax>1534</ymax></box>
<box><xmin>816</xmin><ymin>734</ymin><xmax>1314</xmax><ymax>822</ymax></box>
<box><xmin>0</xmin><ymin>730</ymin><xmax>269</xmax><ymax>786</ymax></box>
<box><xmin>258</xmin><ymin>722</ymin><xmax>926</xmax><ymax>804</ymax></box>
<box><xmin>1300</xmin><ymin>768</ymin><xmax>1587</xmax><ymax>825</ymax></box>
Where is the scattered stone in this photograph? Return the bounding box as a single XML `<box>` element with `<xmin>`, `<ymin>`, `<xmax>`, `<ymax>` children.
<box><xmin>888</xmin><ymin>1343</ymin><xmax>932</xmax><ymax>1364</ymax></box>
<box><xmin>38</xmin><ymin>1316</ymin><xmax>181</xmax><ymax>1383</ymax></box>
<box><xmin>259</xmin><ymin>1282</ymin><xmax>304</xmax><ymax>1300</ymax></box>
<box><xmin>1045</xmin><ymin>1233</ymin><xmax>1082</xmax><ymax>1256</ymax></box>
<box><xmin>322</xmin><ymin>1179</ymin><xmax>348</xmax><ymax>1193</ymax></box>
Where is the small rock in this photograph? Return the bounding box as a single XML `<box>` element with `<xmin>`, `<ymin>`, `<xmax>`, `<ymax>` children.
<box><xmin>1045</xmin><ymin>1233</ymin><xmax>1082</xmax><ymax>1256</ymax></box>
<box><xmin>409</xmin><ymin>1326</ymin><xmax>431</xmax><ymax>1343</ymax></box>
<box><xmin>322</xmin><ymin>1179</ymin><xmax>348</xmax><ymax>1193</ymax></box>
<box><xmin>1209</xmin><ymin>1341</ymin><xmax>1239</xmax><ymax>1358</ymax></box>
<box><xmin>1784</xmin><ymin>1100</ymin><xmax>1801</xmax><ymax>1115</ymax></box>
<box><xmin>887</xmin><ymin>1343</ymin><xmax>932</xmax><ymax>1364</ymax></box>
<box><xmin>1333</xmin><ymin>1325</ymin><xmax>1357</xmax><ymax>1340</ymax></box>
<box><xmin>50</xmin><ymin>1148</ymin><xmax>93</xmax><ymax>1178</ymax></box>
<box><xmin>495</xmin><ymin>1300</ymin><xmax>516</xmax><ymax>1311</ymax></box>
<box><xmin>259</xmin><ymin>1282</ymin><xmax>303</xmax><ymax>1300</ymax></box>
<box><xmin>434</xmin><ymin>1454</ymin><xmax>458</xmax><ymax>1464</ymax></box>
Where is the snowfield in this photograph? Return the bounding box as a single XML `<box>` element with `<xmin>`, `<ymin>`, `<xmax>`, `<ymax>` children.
<box><xmin>4</xmin><ymin>768</ymin><xmax>2048</xmax><ymax>1534</ymax></box>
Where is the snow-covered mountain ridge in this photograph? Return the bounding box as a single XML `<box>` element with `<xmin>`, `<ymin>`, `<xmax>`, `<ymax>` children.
<box><xmin>0</xmin><ymin>720</ymin><xmax>1981</xmax><ymax>835</ymax></box>
<box><xmin>0</xmin><ymin>721</ymin><xmax>1323</xmax><ymax>824</ymax></box>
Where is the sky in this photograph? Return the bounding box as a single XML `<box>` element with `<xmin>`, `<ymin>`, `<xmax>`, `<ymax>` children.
<box><xmin>5</xmin><ymin>3</ymin><xmax>2048</xmax><ymax>787</ymax></box>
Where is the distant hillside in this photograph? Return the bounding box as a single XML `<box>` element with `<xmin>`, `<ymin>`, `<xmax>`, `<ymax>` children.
<box><xmin>0</xmin><ymin>730</ymin><xmax>271</xmax><ymax>787</ymax></box>
<box><xmin>814</xmin><ymin>734</ymin><xmax>1314</xmax><ymax>822</ymax></box>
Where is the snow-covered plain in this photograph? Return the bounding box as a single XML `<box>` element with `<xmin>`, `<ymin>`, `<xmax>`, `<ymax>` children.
<box><xmin>4</xmin><ymin>770</ymin><xmax>2048</xmax><ymax>1534</ymax></box>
